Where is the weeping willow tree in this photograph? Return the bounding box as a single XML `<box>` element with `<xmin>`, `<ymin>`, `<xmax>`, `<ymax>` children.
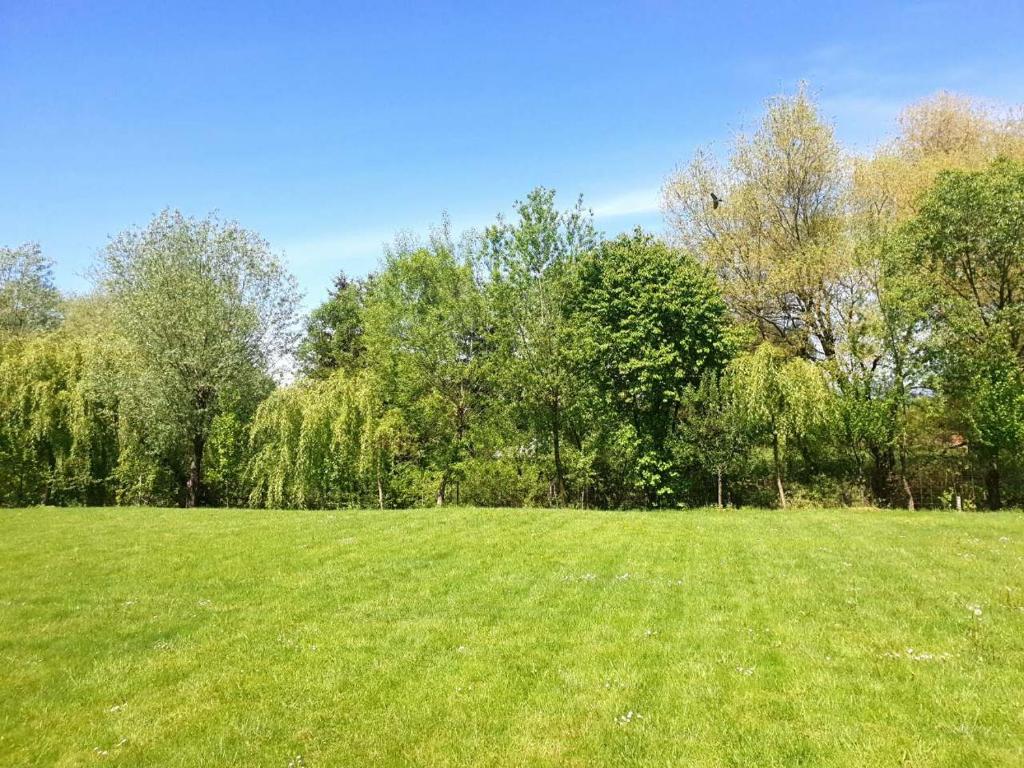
<box><xmin>729</xmin><ymin>342</ymin><xmax>833</xmax><ymax>507</ymax></box>
<box><xmin>0</xmin><ymin>326</ymin><xmax>118</xmax><ymax>505</ymax></box>
<box><xmin>248</xmin><ymin>370</ymin><xmax>406</xmax><ymax>509</ymax></box>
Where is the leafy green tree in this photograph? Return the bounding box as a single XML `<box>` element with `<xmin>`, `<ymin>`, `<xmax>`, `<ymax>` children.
<box><xmin>0</xmin><ymin>307</ymin><xmax>119</xmax><ymax>505</ymax></box>
<box><xmin>247</xmin><ymin>370</ymin><xmax>392</xmax><ymax>509</ymax></box>
<box><xmin>297</xmin><ymin>272</ymin><xmax>369</xmax><ymax>378</ymax></box>
<box><xmin>907</xmin><ymin>157</ymin><xmax>1024</xmax><ymax>508</ymax></box>
<box><xmin>948</xmin><ymin>334</ymin><xmax>1024</xmax><ymax>510</ymax></box>
<box><xmin>98</xmin><ymin>210</ymin><xmax>299</xmax><ymax>507</ymax></box>
<box><xmin>837</xmin><ymin>92</ymin><xmax>1024</xmax><ymax>509</ymax></box>
<box><xmin>481</xmin><ymin>188</ymin><xmax>597</xmax><ymax>503</ymax></box>
<box><xmin>571</xmin><ymin>230</ymin><xmax>732</xmax><ymax>505</ymax></box>
<box><xmin>676</xmin><ymin>370</ymin><xmax>749</xmax><ymax>507</ymax></box>
<box><xmin>247</xmin><ymin>384</ymin><xmax>305</xmax><ymax>508</ymax></box>
<box><xmin>0</xmin><ymin>243</ymin><xmax>62</xmax><ymax>335</ymax></box>
<box><xmin>663</xmin><ymin>85</ymin><xmax>848</xmax><ymax>361</ymax></box>
<box><xmin>909</xmin><ymin>158</ymin><xmax>1024</xmax><ymax>357</ymax></box>
<box><xmin>730</xmin><ymin>342</ymin><xmax>832</xmax><ymax>508</ymax></box>
<box><xmin>363</xmin><ymin>228</ymin><xmax>491</xmax><ymax>505</ymax></box>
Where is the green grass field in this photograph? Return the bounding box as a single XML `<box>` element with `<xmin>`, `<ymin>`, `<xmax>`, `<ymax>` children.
<box><xmin>1</xmin><ymin>508</ymin><xmax>1023</xmax><ymax>767</ymax></box>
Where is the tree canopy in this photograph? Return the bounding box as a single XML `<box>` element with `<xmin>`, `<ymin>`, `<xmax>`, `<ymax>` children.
<box><xmin>4</xmin><ymin>87</ymin><xmax>1024</xmax><ymax>510</ymax></box>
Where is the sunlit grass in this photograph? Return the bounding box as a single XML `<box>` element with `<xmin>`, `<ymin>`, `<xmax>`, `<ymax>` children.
<box><xmin>2</xmin><ymin>507</ymin><xmax>1023</xmax><ymax>766</ymax></box>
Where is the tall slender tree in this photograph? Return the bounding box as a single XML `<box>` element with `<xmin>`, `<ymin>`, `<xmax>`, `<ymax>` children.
<box><xmin>481</xmin><ymin>188</ymin><xmax>597</xmax><ymax>503</ymax></box>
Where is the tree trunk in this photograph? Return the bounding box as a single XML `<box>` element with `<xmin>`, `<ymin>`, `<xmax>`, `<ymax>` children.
<box><xmin>898</xmin><ymin>435</ymin><xmax>915</xmax><ymax>511</ymax></box>
<box><xmin>772</xmin><ymin>429</ymin><xmax>786</xmax><ymax>509</ymax></box>
<box><xmin>186</xmin><ymin>435</ymin><xmax>204</xmax><ymax>508</ymax></box>
<box><xmin>436</xmin><ymin>474</ymin><xmax>447</xmax><ymax>506</ymax></box>
<box><xmin>901</xmin><ymin>474</ymin><xmax>915</xmax><ymax>512</ymax></box>
<box><xmin>551</xmin><ymin>395</ymin><xmax>566</xmax><ymax>505</ymax></box>
<box><xmin>985</xmin><ymin>463</ymin><xmax>1002</xmax><ymax>511</ymax></box>
<box><xmin>376</xmin><ymin>458</ymin><xmax>384</xmax><ymax>511</ymax></box>
<box><xmin>717</xmin><ymin>469</ymin><xmax>723</xmax><ymax>508</ymax></box>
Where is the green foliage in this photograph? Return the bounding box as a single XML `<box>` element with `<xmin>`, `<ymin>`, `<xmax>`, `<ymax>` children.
<box><xmin>0</xmin><ymin>243</ymin><xmax>62</xmax><ymax>335</ymax></box>
<box><xmin>296</xmin><ymin>272</ymin><xmax>368</xmax><ymax>378</ymax></box>
<box><xmin>910</xmin><ymin>157</ymin><xmax>1024</xmax><ymax>349</ymax></box>
<box><xmin>98</xmin><ymin>210</ymin><xmax>299</xmax><ymax>506</ymax></box>
<box><xmin>0</xmin><ymin>325</ymin><xmax>117</xmax><ymax>505</ymax></box>
<box><xmin>571</xmin><ymin>230</ymin><xmax>732</xmax><ymax>504</ymax></box>
<box><xmin>361</xmin><ymin>227</ymin><xmax>497</xmax><ymax>505</ymax></box>
<box><xmin>729</xmin><ymin>343</ymin><xmax>833</xmax><ymax>507</ymax></box>
<box><xmin>675</xmin><ymin>370</ymin><xmax>750</xmax><ymax>506</ymax></box>
<box><xmin>481</xmin><ymin>187</ymin><xmax>598</xmax><ymax>503</ymax></box>
<box><xmin>906</xmin><ymin>157</ymin><xmax>1024</xmax><ymax>507</ymax></box>
<box><xmin>664</xmin><ymin>85</ymin><xmax>848</xmax><ymax>360</ymax></box>
<box><xmin>6</xmin><ymin>90</ymin><xmax>1024</xmax><ymax>510</ymax></box>
<box><xmin>248</xmin><ymin>371</ymin><xmax>377</xmax><ymax>508</ymax></box>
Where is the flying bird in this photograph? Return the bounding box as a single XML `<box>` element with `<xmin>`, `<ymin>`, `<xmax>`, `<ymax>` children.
<box><xmin>710</xmin><ymin>192</ymin><xmax>723</xmax><ymax>209</ymax></box>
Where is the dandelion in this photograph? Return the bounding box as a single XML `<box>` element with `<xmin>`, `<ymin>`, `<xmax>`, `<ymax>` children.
<box><xmin>966</xmin><ymin>603</ymin><xmax>983</xmax><ymax>617</ymax></box>
<box><xmin>735</xmin><ymin>666</ymin><xmax>755</xmax><ymax>676</ymax></box>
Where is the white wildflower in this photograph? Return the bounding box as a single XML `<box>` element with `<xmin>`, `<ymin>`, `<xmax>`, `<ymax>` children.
<box><xmin>615</xmin><ymin>710</ymin><xmax>642</xmax><ymax>725</ymax></box>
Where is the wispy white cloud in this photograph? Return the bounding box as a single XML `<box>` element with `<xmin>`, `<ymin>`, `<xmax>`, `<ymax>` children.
<box><xmin>818</xmin><ymin>94</ymin><xmax>906</xmax><ymax>148</ymax></box>
<box><xmin>281</xmin><ymin>185</ymin><xmax>669</xmax><ymax>298</ymax></box>
<box><xmin>797</xmin><ymin>33</ymin><xmax>1024</xmax><ymax>150</ymax></box>
<box><xmin>280</xmin><ymin>230</ymin><xmax>391</xmax><ymax>268</ymax></box>
<box><xmin>590</xmin><ymin>188</ymin><xmax>661</xmax><ymax>219</ymax></box>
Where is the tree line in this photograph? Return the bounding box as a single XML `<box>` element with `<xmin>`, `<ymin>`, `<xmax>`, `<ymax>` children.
<box><xmin>2</xmin><ymin>87</ymin><xmax>1023</xmax><ymax>509</ymax></box>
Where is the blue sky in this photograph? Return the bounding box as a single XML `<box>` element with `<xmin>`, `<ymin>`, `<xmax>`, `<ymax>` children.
<box><xmin>2</xmin><ymin>1</ymin><xmax>1023</xmax><ymax>307</ymax></box>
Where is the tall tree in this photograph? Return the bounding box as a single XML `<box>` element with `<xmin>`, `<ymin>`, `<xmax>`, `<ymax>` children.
<box><xmin>832</xmin><ymin>92</ymin><xmax>1024</xmax><ymax>509</ymax></box>
<box><xmin>481</xmin><ymin>188</ymin><xmax>597</xmax><ymax>504</ymax></box>
<box><xmin>663</xmin><ymin>85</ymin><xmax>848</xmax><ymax>361</ymax></box>
<box><xmin>98</xmin><ymin>210</ymin><xmax>299</xmax><ymax>507</ymax></box>
<box><xmin>297</xmin><ymin>271</ymin><xmax>369</xmax><ymax>379</ymax></box>
<box><xmin>364</xmin><ymin>227</ymin><xmax>490</xmax><ymax>505</ymax></box>
<box><xmin>906</xmin><ymin>158</ymin><xmax>1024</xmax><ymax>509</ymax></box>
<box><xmin>571</xmin><ymin>230</ymin><xmax>732</xmax><ymax>505</ymax></box>
<box><xmin>0</xmin><ymin>243</ymin><xmax>62</xmax><ymax>335</ymax></box>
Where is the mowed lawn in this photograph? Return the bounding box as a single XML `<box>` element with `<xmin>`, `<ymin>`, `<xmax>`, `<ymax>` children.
<box><xmin>1</xmin><ymin>508</ymin><xmax>1023</xmax><ymax>767</ymax></box>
